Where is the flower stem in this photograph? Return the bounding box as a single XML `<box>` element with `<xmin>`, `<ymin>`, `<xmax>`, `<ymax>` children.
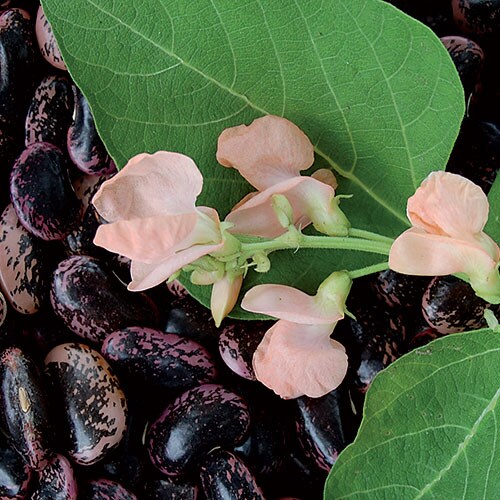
<box><xmin>240</xmin><ymin>233</ymin><xmax>392</xmax><ymax>258</ymax></box>
<box><xmin>348</xmin><ymin>228</ymin><xmax>394</xmax><ymax>244</ymax></box>
<box><xmin>349</xmin><ymin>261</ymin><xmax>389</xmax><ymax>279</ymax></box>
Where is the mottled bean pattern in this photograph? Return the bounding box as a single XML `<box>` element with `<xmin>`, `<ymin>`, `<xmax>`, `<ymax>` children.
<box><xmin>45</xmin><ymin>343</ymin><xmax>128</xmax><ymax>465</ymax></box>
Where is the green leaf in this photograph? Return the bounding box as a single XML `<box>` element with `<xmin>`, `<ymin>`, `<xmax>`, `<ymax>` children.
<box><xmin>486</xmin><ymin>175</ymin><xmax>500</xmax><ymax>243</ymax></box>
<box><xmin>325</xmin><ymin>329</ymin><xmax>500</xmax><ymax>499</ymax></box>
<box><xmin>42</xmin><ymin>0</ymin><xmax>464</xmax><ymax>314</ymax></box>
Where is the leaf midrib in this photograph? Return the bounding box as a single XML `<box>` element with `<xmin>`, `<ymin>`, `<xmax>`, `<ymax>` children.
<box><xmin>72</xmin><ymin>0</ymin><xmax>409</xmax><ymax>226</ymax></box>
<box><xmin>414</xmin><ymin>387</ymin><xmax>499</xmax><ymax>499</ymax></box>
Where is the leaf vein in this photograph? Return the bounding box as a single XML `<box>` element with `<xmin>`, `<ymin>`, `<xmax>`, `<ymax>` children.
<box><xmin>414</xmin><ymin>387</ymin><xmax>500</xmax><ymax>499</ymax></box>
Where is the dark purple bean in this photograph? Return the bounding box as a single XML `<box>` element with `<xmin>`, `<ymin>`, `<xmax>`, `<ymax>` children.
<box><xmin>102</xmin><ymin>326</ymin><xmax>217</xmax><ymax>390</ymax></box>
<box><xmin>147</xmin><ymin>384</ymin><xmax>250</xmax><ymax>476</ymax></box>
<box><xmin>142</xmin><ymin>478</ymin><xmax>198</xmax><ymax>500</ymax></box>
<box><xmin>0</xmin><ymin>347</ymin><xmax>53</xmax><ymax>470</ymax></box>
<box><xmin>63</xmin><ymin>203</ymin><xmax>102</xmax><ymax>256</ymax></box>
<box><xmin>44</xmin><ymin>343</ymin><xmax>128</xmax><ymax>465</ymax></box>
<box><xmin>165</xmin><ymin>294</ymin><xmax>220</xmax><ymax>349</ymax></box>
<box><xmin>50</xmin><ymin>255</ymin><xmax>159</xmax><ymax>344</ymax></box>
<box><xmin>81</xmin><ymin>479</ymin><xmax>137</xmax><ymax>500</ymax></box>
<box><xmin>233</xmin><ymin>388</ymin><xmax>288</xmax><ymax>476</ymax></box>
<box><xmin>25</xmin><ymin>74</ymin><xmax>74</xmax><ymax>150</ymax></box>
<box><xmin>35</xmin><ymin>4</ymin><xmax>66</xmax><ymax>70</ymax></box>
<box><xmin>371</xmin><ymin>269</ymin><xmax>430</xmax><ymax>309</ymax></box>
<box><xmin>446</xmin><ymin>118</ymin><xmax>500</xmax><ymax>193</ymax></box>
<box><xmin>88</xmin><ymin>398</ymin><xmax>148</xmax><ymax>491</ymax></box>
<box><xmin>218</xmin><ymin>320</ymin><xmax>269</xmax><ymax>381</ymax></box>
<box><xmin>0</xmin><ymin>434</ymin><xmax>32</xmax><ymax>499</ymax></box>
<box><xmin>32</xmin><ymin>454</ymin><xmax>78</xmax><ymax>500</ymax></box>
<box><xmin>67</xmin><ymin>87</ymin><xmax>116</xmax><ymax>175</ymax></box>
<box><xmin>200</xmin><ymin>449</ymin><xmax>265</xmax><ymax>500</ymax></box>
<box><xmin>296</xmin><ymin>387</ymin><xmax>355</xmax><ymax>472</ymax></box>
<box><xmin>440</xmin><ymin>36</ymin><xmax>484</xmax><ymax>99</ymax></box>
<box><xmin>0</xmin><ymin>8</ymin><xmax>37</xmax><ymax>126</ymax></box>
<box><xmin>422</xmin><ymin>275</ymin><xmax>496</xmax><ymax>334</ymax></box>
<box><xmin>265</xmin><ymin>449</ymin><xmax>326</xmax><ymax>500</ymax></box>
<box><xmin>452</xmin><ymin>0</ymin><xmax>500</xmax><ymax>35</ymax></box>
<box><xmin>0</xmin><ymin>203</ymin><xmax>51</xmax><ymax>314</ymax></box>
<box><xmin>343</xmin><ymin>279</ymin><xmax>406</xmax><ymax>393</ymax></box>
<box><xmin>10</xmin><ymin>142</ymin><xmax>81</xmax><ymax>240</ymax></box>
<box><xmin>64</xmin><ymin>174</ymin><xmax>110</xmax><ymax>256</ymax></box>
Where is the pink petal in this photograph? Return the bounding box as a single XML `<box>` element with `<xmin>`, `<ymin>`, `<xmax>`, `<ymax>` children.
<box><xmin>210</xmin><ymin>274</ymin><xmax>243</xmax><ymax>327</ymax></box>
<box><xmin>226</xmin><ymin>176</ymin><xmax>336</xmax><ymax>238</ymax></box>
<box><xmin>93</xmin><ymin>213</ymin><xmax>197</xmax><ymax>263</ymax></box>
<box><xmin>128</xmin><ymin>240</ymin><xmax>224</xmax><ymax>291</ymax></box>
<box><xmin>407</xmin><ymin>171</ymin><xmax>489</xmax><ymax>237</ymax></box>
<box><xmin>311</xmin><ymin>168</ymin><xmax>338</xmax><ymax>189</ymax></box>
<box><xmin>242</xmin><ymin>284</ymin><xmax>344</xmax><ymax>324</ymax></box>
<box><xmin>389</xmin><ymin>227</ymin><xmax>499</xmax><ymax>277</ymax></box>
<box><xmin>216</xmin><ymin>115</ymin><xmax>314</xmax><ymax>191</ymax></box>
<box><xmin>252</xmin><ymin>320</ymin><xmax>348</xmax><ymax>399</ymax></box>
<box><xmin>92</xmin><ymin>152</ymin><xmax>203</xmax><ymax>222</ymax></box>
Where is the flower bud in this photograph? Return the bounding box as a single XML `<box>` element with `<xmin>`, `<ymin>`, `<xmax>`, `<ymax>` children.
<box><xmin>310</xmin><ymin>196</ymin><xmax>350</xmax><ymax>237</ymax></box>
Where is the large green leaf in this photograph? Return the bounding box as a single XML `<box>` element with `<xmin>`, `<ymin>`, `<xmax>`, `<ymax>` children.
<box><xmin>42</xmin><ymin>0</ymin><xmax>464</xmax><ymax>315</ymax></box>
<box><xmin>325</xmin><ymin>329</ymin><xmax>500</xmax><ymax>499</ymax></box>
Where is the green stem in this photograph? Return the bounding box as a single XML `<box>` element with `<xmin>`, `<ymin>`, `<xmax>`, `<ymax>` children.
<box><xmin>348</xmin><ymin>228</ymin><xmax>394</xmax><ymax>244</ymax></box>
<box><xmin>240</xmin><ymin>233</ymin><xmax>392</xmax><ymax>259</ymax></box>
<box><xmin>349</xmin><ymin>261</ymin><xmax>389</xmax><ymax>279</ymax></box>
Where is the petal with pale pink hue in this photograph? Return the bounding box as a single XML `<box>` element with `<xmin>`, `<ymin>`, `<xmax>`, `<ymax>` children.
<box><xmin>216</xmin><ymin>115</ymin><xmax>314</xmax><ymax>191</ymax></box>
<box><xmin>210</xmin><ymin>274</ymin><xmax>243</xmax><ymax>327</ymax></box>
<box><xmin>252</xmin><ymin>320</ymin><xmax>348</xmax><ymax>399</ymax></box>
<box><xmin>92</xmin><ymin>152</ymin><xmax>203</xmax><ymax>222</ymax></box>
<box><xmin>242</xmin><ymin>284</ymin><xmax>344</xmax><ymax>324</ymax></box>
<box><xmin>125</xmin><ymin>207</ymin><xmax>224</xmax><ymax>290</ymax></box>
<box><xmin>407</xmin><ymin>171</ymin><xmax>489</xmax><ymax>237</ymax></box>
<box><xmin>93</xmin><ymin>213</ymin><xmax>197</xmax><ymax>264</ymax></box>
<box><xmin>128</xmin><ymin>240</ymin><xmax>225</xmax><ymax>291</ymax></box>
<box><xmin>389</xmin><ymin>227</ymin><xmax>499</xmax><ymax>278</ymax></box>
<box><xmin>226</xmin><ymin>176</ymin><xmax>335</xmax><ymax>238</ymax></box>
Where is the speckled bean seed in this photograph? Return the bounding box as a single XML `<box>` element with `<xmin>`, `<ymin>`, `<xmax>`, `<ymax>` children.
<box><xmin>200</xmin><ymin>449</ymin><xmax>265</xmax><ymax>500</ymax></box>
<box><xmin>0</xmin><ymin>204</ymin><xmax>50</xmax><ymax>314</ymax></box>
<box><xmin>10</xmin><ymin>142</ymin><xmax>81</xmax><ymax>240</ymax></box>
<box><xmin>31</xmin><ymin>454</ymin><xmax>78</xmax><ymax>500</ymax></box>
<box><xmin>102</xmin><ymin>326</ymin><xmax>217</xmax><ymax>390</ymax></box>
<box><xmin>35</xmin><ymin>5</ymin><xmax>66</xmax><ymax>70</ymax></box>
<box><xmin>147</xmin><ymin>384</ymin><xmax>250</xmax><ymax>476</ymax></box>
<box><xmin>50</xmin><ymin>255</ymin><xmax>159</xmax><ymax>343</ymax></box>
<box><xmin>0</xmin><ymin>347</ymin><xmax>54</xmax><ymax>470</ymax></box>
<box><xmin>44</xmin><ymin>343</ymin><xmax>128</xmax><ymax>465</ymax></box>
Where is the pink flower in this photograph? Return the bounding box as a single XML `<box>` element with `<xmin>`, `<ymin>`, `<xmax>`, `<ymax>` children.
<box><xmin>241</xmin><ymin>272</ymin><xmax>351</xmax><ymax>399</ymax></box>
<box><xmin>389</xmin><ymin>171</ymin><xmax>500</xmax><ymax>303</ymax></box>
<box><xmin>217</xmin><ymin>115</ymin><xmax>349</xmax><ymax>238</ymax></box>
<box><xmin>92</xmin><ymin>152</ymin><xmax>225</xmax><ymax>291</ymax></box>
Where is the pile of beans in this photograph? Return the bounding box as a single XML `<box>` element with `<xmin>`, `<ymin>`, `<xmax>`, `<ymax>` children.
<box><xmin>0</xmin><ymin>1</ymin><xmax>499</xmax><ymax>499</ymax></box>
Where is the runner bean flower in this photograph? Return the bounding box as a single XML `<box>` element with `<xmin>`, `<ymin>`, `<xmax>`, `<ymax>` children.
<box><xmin>217</xmin><ymin>115</ymin><xmax>350</xmax><ymax>238</ymax></box>
<box><xmin>92</xmin><ymin>151</ymin><xmax>226</xmax><ymax>292</ymax></box>
<box><xmin>389</xmin><ymin>171</ymin><xmax>500</xmax><ymax>304</ymax></box>
<box><xmin>241</xmin><ymin>271</ymin><xmax>351</xmax><ymax>399</ymax></box>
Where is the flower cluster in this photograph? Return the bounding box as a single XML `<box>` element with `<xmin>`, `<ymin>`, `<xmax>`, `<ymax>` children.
<box><xmin>92</xmin><ymin>115</ymin><xmax>500</xmax><ymax>399</ymax></box>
